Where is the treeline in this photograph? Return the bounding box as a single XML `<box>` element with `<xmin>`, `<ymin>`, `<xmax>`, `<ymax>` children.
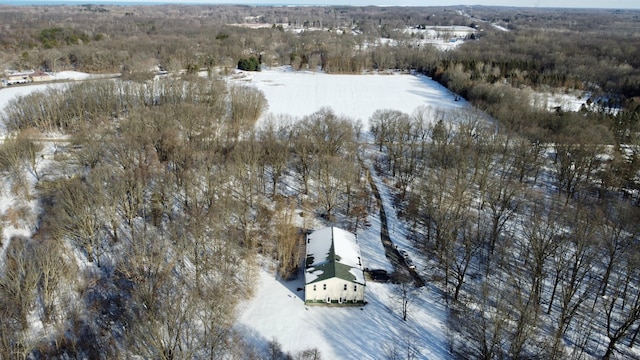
<box><xmin>0</xmin><ymin>4</ymin><xmax>457</xmax><ymax>74</ymax></box>
<box><xmin>0</xmin><ymin>77</ymin><xmax>368</xmax><ymax>358</ymax></box>
<box><xmin>3</xmin><ymin>4</ymin><xmax>639</xmax><ymax>109</ymax></box>
<box><xmin>427</xmin><ymin>7</ymin><xmax>640</xmax><ymax>147</ymax></box>
<box><xmin>3</xmin><ymin>5</ymin><xmax>639</xmax><ymax>123</ymax></box>
<box><xmin>436</xmin><ymin>26</ymin><xmax>640</xmax><ymax>103</ymax></box>
<box><xmin>370</xmin><ymin>108</ymin><xmax>640</xmax><ymax>359</ymax></box>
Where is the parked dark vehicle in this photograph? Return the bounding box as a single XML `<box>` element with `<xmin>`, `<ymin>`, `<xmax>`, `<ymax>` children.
<box><xmin>368</xmin><ymin>269</ymin><xmax>390</xmax><ymax>282</ymax></box>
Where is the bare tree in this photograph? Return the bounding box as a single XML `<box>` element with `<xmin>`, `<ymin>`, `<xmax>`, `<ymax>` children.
<box><xmin>294</xmin><ymin>348</ymin><xmax>322</xmax><ymax>360</ymax></box>
<box><xmin>33</xmin><ymin>238</ymin><xmax>73</xmax><ymax>325</ymax></box>
<box><xmin>0</xmin><ymin>236</ymin><xmax>41</xmax><ymax>360</ymax></box>
<box><xmin>16</xmin><ymin>128</ymin><xmax>45</xmax><ymax>182</ymax></box>
<box><xmin>546</xmin><ymin>204</ymin><xmax>599</xmax><ymax>358</ymax></box>
<box><xmin>451</xmin><ymin>212</ymin><xmax>483</xmax><ymax>302</ymax></box>
<box><xmin>451</xmin><ymin>280</ymin><xmax>510</xmax><ymax>360</ymax></box>
<box><xmin>49</xmin><ymin>177</ymin><xmax>105</xmax><ymax>265</ymax></box>
<box><xmin>528</xmin><ymin>208</ymin><xmax>559</xmax><ymax>309</ymax></box>
<box><xmin>0</xmin><ymin>236</ymin><xmax>40</xmax><ymax>330</ymax></box>
<box><xmin>0</xmin><ymin>134</ymin><xmax>36</xmax><ymax>198</ymax></box>
<box><xmin>259</xmin><ymin>117</ymin><xmax>293</xmax><ymax>198</ymax></box>
<box><xmin>382</xmin><ymin>333</ymin><xmax>420</xmax><ymax>360</ymax></box>
<box><xmin>597</xmin><ymin>201</ymin><xmax>636</xmax><ymax>297</ymax></box>
<box><xmin>369</xmin><ymin>109</ymin><xmax>410</xmax><ymax>176</ymax></box>
<box><xmin>600</xmin><ymin>241</ymin><xmax>640</xmax><ymax>360</ymax></box>
<box><xmin>274</xmin><ymin>197</ymin><xmax>303</xmax><ymax>279</ymax></box>
<box><xmin>229</xmin><ymin>84</ymin><xmax>268</xmax><ymax>139</ymax></box>
<box><xmin>393</xmin><ymin>282</ymin><xmax>415</xmax><ymax>322</ymax></box>
<box><xmin>316</xmin><ymin>155</ymin><xmax>345</xmax><ymax>220</ymax></box>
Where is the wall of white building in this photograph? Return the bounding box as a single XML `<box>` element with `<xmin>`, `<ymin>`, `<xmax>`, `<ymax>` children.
<box><xmin>305</xmin><ymin>278</ymin><xmax>365</xmax><ymax>304</ymax></box>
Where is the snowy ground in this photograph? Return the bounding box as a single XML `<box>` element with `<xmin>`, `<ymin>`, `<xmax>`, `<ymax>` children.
<box><xmin>377</xmin><ymin>36</ymin><xmax>469</xmax><ymax>51</ymax></box>
<box><xmin>237</xmin><ymin>170</ymin><xmax>450</xmax><ymax>360</ymax></box>
<box><xmin>0</xmin><ymin>71</ymin><xmax>101</xmax><ymax>259</ymax></box>
<box><xmin>236</xmin><ymin>69</ymin><xmax>464</xmax><ymax>359</ymax></box>
<box><xmin>530</xmin><ymin>90</ymin><xmax>587</xmax><ymax>112</ymax></box>
<box><xmin>1</xmin><ymin>69</ymin><xmax>467</xmax><ymax>359</ymax></box>
<box><xmin>235</xmin><ymin>67</ymin><xmax>470</xmax><ymax>129</ymax></box>
<box><xmin>0</xmin><ymin>84</ymin><xmax>62</xmax><ymax>120</ymax></box>
<box><xmin>403</xmin><ymin>25</ymin><xmax>477</xmax><ymax>50</ymax></box>
<box><xmin>529</xmin><ymin>90</ymin><xmax>620</xmax><ymax>115</ymax></box>
<box><xmin>0</xmin><ymin>71</ymin><xmax>111</xmax><ymax>131</ymax></box>
<box><xmin>491</xmin><ymin>23</ymin><xmax>509</xmax><ymax>32</ymax></box>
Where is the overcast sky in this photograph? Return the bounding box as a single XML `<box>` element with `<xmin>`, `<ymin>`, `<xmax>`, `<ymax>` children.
<box><xmin>11</xmin><ymin>0</ymin><xmax>639</xmax><ymax>9</ymax></box>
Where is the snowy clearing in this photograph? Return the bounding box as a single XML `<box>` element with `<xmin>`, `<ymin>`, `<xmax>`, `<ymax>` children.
<box><xmin>238</xmin><ymin>267</ymin><xmax>448</xmax><ymax>359</ymax></box>
<box><xmin>530</xmin><ymin>90</ymin><xmax>587</xmax><ymax>112</ymax></box>
<box><xmin>236</xmin><ymin>67</ymin><xmax>470</xmax><ymax>129</ymax></box>
<box><xmin>529</xmin><ymin>90</ymin><xmax>620</xmax><ymax>114</ymax></box>
<box><xmin>404</xmin><ymin>26</ymin><xmax>477</xmax><ymax>48</ymax></box>
<box><xmin>376</xmin><ymin>36</ymin><xmax>469</xmax><ymax>51</ymax></box>
<box><xmin>238</xmin><ymin>169</ymin><xmax>450</xmax><ymax>359</ymax></box>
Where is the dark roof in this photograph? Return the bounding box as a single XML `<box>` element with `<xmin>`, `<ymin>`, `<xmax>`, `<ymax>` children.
<box><xmin>305</xmin><ymin>227</ymin><xmax>365</xmax><ymax>285</ymax></box>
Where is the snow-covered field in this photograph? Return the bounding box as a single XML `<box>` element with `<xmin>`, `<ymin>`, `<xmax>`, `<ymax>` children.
<box><xmin>491</xmin><ymin>23</ymin><xmax>509</xmax><ymax>32</ymax></box>
<box><xmin>2</xmin><ymin>68</ymin><xmax>469</xmax><ymax>132</ymax></box>
<box><xmin>377</xmin><ymin>36</ymin><xmax>469</xmax><ymax>51</ymax></box>
<box><xmin>236</xmin><ymin>67</ymin><xmax>469</xmax><ymax>129</ymax></box>
<box><xmin>401</xmin><ymin>24</ymin><xmax>478</xmax><ymax>50</ymax></box>
<box><xmin>530</xmin><ymin>90</ymin><xmax>587</xmax><ymax>112</ymax></box>
<box><xmin>529</xmin><ymin>90</ymin><xmax>620</xmax><ymax>115</ymax></box>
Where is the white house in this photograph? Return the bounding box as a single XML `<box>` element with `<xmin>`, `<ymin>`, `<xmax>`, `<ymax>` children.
<box><xmin>304</xmin><ymin>227</ymin><xmax>365</xmax><ymax>305</ymax></box>
<box><xmin>3</xmin><ymin>71</ymin><xmax>32</xmax><ymax>85</ymax></box>
<box><xmin>30</xmin><ymin>71</ymin><xmax>52</xmax><ymax>82</ymax></box>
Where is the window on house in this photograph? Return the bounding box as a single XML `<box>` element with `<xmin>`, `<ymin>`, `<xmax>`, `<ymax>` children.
<box><xmin>323</xmin><ymin>284</ymin><xmax>327</xmax><ymax>290</ymax></box>
<box><xmin>344</xmin><ymin>284</ymin><xmax>347</xmax><ymax>291</ymax></box>
<box><xmin>313</xmin><ymin>285</ymin><xmax>316</xmax><ymax>291</ymax></box>
<box><xmin>354</xmin><ymin>285</ymin><xmax>357</xmax><ymax>292</ymax></box>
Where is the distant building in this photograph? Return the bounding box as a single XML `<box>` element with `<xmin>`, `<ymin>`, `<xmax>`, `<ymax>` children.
<box><xmin>4</xmin><ymin>72</ymin><xmax>31</xmax><ymax>85</ymax></box>
<box><xmin>304</xmin><ymin>227</ymin><xmax>365</xmax><ymax>305</ymax></box>
<box><xmin>1</xmin><ymin>70</ymin><xmax>52</xmax><ymax>86</ymax></box>
<box><xmin>30</xmin><ymin>71</ymin><xmax>52</xmax><ymax>82</ymax></box>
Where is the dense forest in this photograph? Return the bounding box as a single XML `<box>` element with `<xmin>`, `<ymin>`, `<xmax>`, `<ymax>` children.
<box><xmin>1</xmin><ymin>3</ymin><xmax>640</xmax><ymax>359</ymax></box>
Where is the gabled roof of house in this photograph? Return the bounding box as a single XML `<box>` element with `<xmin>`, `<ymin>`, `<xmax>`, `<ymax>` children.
<box><xmin>31</xmin><ymin>71</ymin><xmax>51</xmax><ymax>77</ymax></box>
<box><xmin>305</xmin><ymin>227</ymin><xmax>365</xmax><ymax>285</ymax></box>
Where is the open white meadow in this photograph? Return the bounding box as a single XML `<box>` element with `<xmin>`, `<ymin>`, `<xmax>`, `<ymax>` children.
<box><xmin>236</xmin><ymin>67</ymin><xmax>470</xmax><ymax>129</ymax></box>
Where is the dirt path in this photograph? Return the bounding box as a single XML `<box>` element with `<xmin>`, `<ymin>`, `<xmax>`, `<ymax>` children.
<box><xmin>368</xmin><ymin>168</ymin><xmax>425</xmax><ymax>287</ymax></box>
